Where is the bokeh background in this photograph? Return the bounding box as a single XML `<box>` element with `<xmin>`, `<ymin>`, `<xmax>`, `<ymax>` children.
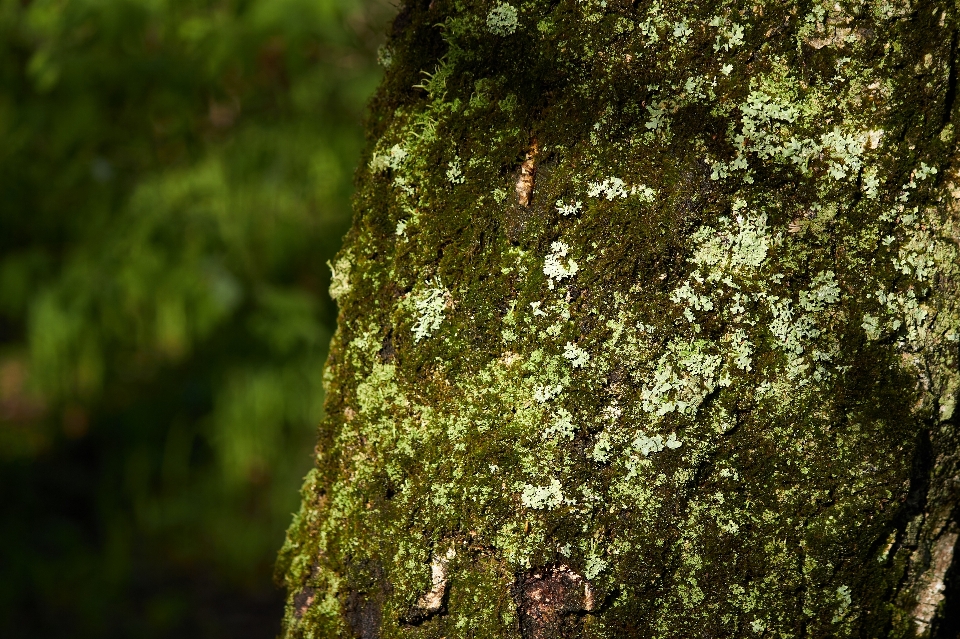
<box><xmin>0</xmin><ymin>0</ymin><xmax>393</xmax><ymax>636</ymax></box>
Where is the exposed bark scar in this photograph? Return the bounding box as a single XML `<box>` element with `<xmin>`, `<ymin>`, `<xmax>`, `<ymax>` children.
<box><xmin>516</xmin><ymin>139</ymin><xmax>539</xmax><ymax>207</ymax></box>
<box><xmin>293</xmin><ymin>587</ymin><xmax>316</xmax><ymax>619</ymax></box>
<box><xmin>405</xmin><ymin>547</ymin><xmax>455</xmax><ymax>624</ymax></box>
<box><xmin>344</xmin><ymin>560</ymin><xmax>389</xmax><ymax>639</ymax></box>
<box><xmin>345</xmin><ymin>590</ymin><xmax>383</xmax><ymax>639</ymax></box>
<box><xmin>912</xmin><ymin>529</ymin><xmax>959</xmax><ymax>634</ymax></box>
<box><xmin>514</xmin><ymin>564</ymin><xmax>596</xmax><ymax>639</ymax></box>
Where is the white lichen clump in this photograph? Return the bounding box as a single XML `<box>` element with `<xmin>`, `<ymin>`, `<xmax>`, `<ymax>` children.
<box><xmin>369</xmin><ymin>143</ymin><xmax>407</xmax><ymax>173</ymax></box>
<box><xmin>632</xmin><ymin>184</ymin><xmax>657</xmax><ymax>202</ymax></box>
<box><xmin>587</xmin><ymin>177</ymin><xmax>628</xmax><ymax>200</ymax></box>
<box><xmin>634</xmin><ymin>432</ymin><xmax>682</xmax><ymax>456</ymax></box>
<box><xmin>544</xmin><ymin>241</ymin><xmax>579</xmax><ymax>288</ymax></box>
<box><xmin>545</xmin><ymin>407</ymin><xmax>576</xmax><ymax>440</ymax></box>
<box><xmin>328</xmin><ymin>256</ymin><xmax>352</xmax><ymax>300</ymax></box>
<box><xmin>556</xmin><ymin>199</ymin><xmax>583</xmax><ymax>216</ymax></box>
<box><xmin>376</xmin><ymin>44</ymin><xmax>393</xmax><ymax>68</ymax></box>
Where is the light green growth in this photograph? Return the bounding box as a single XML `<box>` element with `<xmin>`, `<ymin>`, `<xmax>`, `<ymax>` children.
<box><xmin>633</xmin><ymin>432</ymin><xmax>682</xmax><ymax>456</ymax></box>
<box><xmin>487</xmin><ymin>3</ymin><xmax>519</xmax><ymax>36</ymax></box>
<box><xmin>447</xmin><ymin>158</ymin><xmax>465</xmax><ymax>184</ymax></box>
<box><xmin>520</xmin><ymin>478</ymin><xmax>566</xmax><ymax>509</ymax></box>
<box><xmin>584</xmin><ymin>551</ymin><xmax>608</xmax><ymax>580</ymax></box>
<box><xmin>377</xmin><ymin>44</ymin><xmax>393</xmax><ymax>68</ymax></box>
<box><xmin>369</xmin><ymin>143</ymin><xmax>407</xmax><ymax>173</ymax></box>
<box><xmin>562</xmin><ymin>342</ymin><xmax>589</xmax><ymax>368</ymax></box>
<box><xmin>671</xmin><ymin>21</ymin><xmax>692</xmax><ymax>42</ymax></box>
<box><xmin>798</xmin><ymin>271</ymin><xmax>841</xmax><ymax>312</ymax></box>
<box><xmin>327</xmin><ymin>256</ymin><xmax>352</xmax><ymax>301</ymax></box>
<box><xmin>640</xmin><ymin>339</ymin><xmax>723</xmax><ymax>416</ymax></box>
<box><xmin>714</xmin><ymin>22</ymin><xmax>745</xmax><ymax>51</ymax></box>
<box><xmin>833</xmin><ymin>585</ymin><xmax>853</xmax><ymax>624</ymax></box>
<box><xmin>410</xmin><ymin>279</ymin><xmax>449</xmax><ymax>342</ymax></box>
<box><xmin>633</xmin><ymin>184</ymin><xmax>657</xmax><ymax>202</ymax></box>
<box><xmin>545</xmin><ymin>407</ymin><xmax>576</xmax><ymax>440</ymax></box>
<box><xmin>691</xmin><ymin>206</ymin><xmax>759</xmax><ymax>268</ymax></box>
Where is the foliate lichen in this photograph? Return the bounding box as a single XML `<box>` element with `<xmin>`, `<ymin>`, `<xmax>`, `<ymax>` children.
<box><xmin>543</xmin><ymin>241</ymin><xmax>579</xmax><ymax>288</ymax></box>
<box><xmin>369</xmin><ymin>143</ymin><xmax>407</xmax><ymax>173</ymax></box>
<box><xmin>410</xmin><ymin>279</ymin><xmax>450</xmax><ymax>342</ymax></box>
<box><xmin>587</xmin><ymin>177</ymin><xmax>628</xmax><ymax>200</ymax></box>
<box><xmin>556</xmin><ymin>199</ymin><xmax>583</xmax><ymax>216</ymax></box>
<box><xmin>486</xmin><ymin>3</ymin><xmax>519</xmax><ymax>36</ymax></box>
<box><xmin>376</xmin><ymin>44</ymin><xmax>393</xmax><ymax>68</ymax></box>
<box><xmin>446</xmin><ymin>158</ymin><xmax>465</xmax><ymax>184</ymax></box>
<box><xmin>327</xmin><ymin>255</ymin><xmax>352</xmax><ymax>301</ymax></box>
<box><xmin>520</xmin><ymin>478</ymin><xmax>565</xmax><ymax>510</ymax></box>
<box><xmin>562</xmin><ymin>342</ymin><xmax>589</xmax><ymax>368</ymax></box>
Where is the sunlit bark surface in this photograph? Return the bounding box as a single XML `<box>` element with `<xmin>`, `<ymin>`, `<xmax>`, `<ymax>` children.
<box><xmin>278</xmin><ymin>1</ymin><xmax>960</xmax><ymax>637</ymax></box>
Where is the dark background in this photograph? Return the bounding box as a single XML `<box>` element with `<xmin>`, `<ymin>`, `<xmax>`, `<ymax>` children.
<box><xmin>0</xmin><ymin>0</ymin><xmax>393</xmax><ymax>636</ymax></box>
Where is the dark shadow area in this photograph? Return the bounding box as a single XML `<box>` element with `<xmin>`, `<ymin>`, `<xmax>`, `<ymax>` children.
<box><xmin>0</xmin><ymin>0</ymin><xmax>394</xmax><ymax>636</ymax></box>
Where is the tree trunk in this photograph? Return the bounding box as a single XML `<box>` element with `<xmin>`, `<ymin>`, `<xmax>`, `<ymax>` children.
<box><xmin>276</xmin><ymin>0</ymin><xmax>960</xmax><ymax>637</ymax></box>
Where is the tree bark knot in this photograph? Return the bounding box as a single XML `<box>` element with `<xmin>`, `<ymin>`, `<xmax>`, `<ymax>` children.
<box><xmin>514</xmin><ymin>564</ymin><xmax>596</xmax><ymax>639</ymax></box>
<box><xmin>515</xmin><ymin>138</ymin><xmax>538</xmax><ymax>207</ymax></box>
<box><xmin>405</xmin><ymin>547</ymin><xmax>455</xmax><ymax>624</ymax></box>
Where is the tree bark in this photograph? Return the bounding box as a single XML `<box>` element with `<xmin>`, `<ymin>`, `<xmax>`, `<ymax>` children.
<box><xmin>277</xmin><ymin>0</ymin><xmax>960</xmax><ymax>637</ymax></box>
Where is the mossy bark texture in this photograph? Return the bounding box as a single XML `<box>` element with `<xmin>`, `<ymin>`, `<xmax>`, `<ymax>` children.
<box><xmin>277</xmin><ymin>0</ymin><xmax>960</xmax><ymax>637</ymax></box>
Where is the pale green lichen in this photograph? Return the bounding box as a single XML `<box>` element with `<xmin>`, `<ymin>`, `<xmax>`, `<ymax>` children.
<box><xmin>446</xmin><ymin>157</ymin><xmax>465</xmax><ymax>184</ymax></box>
<box><xmin>633</xmin><ymin>432</ymin><xmax>682</xmax><ymax>456</ymax></box>
<box><xmin>376</xmin><ymin>44</ymin><xmax>393</xmax><ymax>69</ymax></box>
<box><xmin>544</xmin><ymin>407</ymin><xmax>576</xmax><ymax>440</ymax></box>
<box><xmin>327</xmin><ymin>255</ymin><xmax>352</xmax><ymax>301</ymax></box>
<box><xmin>833</xmin><ymin>585</ymin><xmax>853</xmax><ymax>624</ymax></box>
<box><xmin>410</xmin><ymin>279</ymin><xmax>449</xmax><ymax>342</ymax></box>
<box><xmin>369</xmin><ymin>143</ymin><xmax>407</xmax><ymax>173</ymax></box>
<box><xmin>520</xmin><ymin>478</ymin><xmax>566</xmax><ymax>510</ymax></box>
<box><xmin>486</xmin><ymin>3</ymin><xmax>519</xmax><ymax>36</ymax></box>
<box><xmin>632</xmin><ymin>184</ymin><xmax>656</xmax><ymax>202</ymax></box>
<box><xmin>562</xmin><ymin>341</ymin><xmax>589</xmax><ymax>368</ymax></box>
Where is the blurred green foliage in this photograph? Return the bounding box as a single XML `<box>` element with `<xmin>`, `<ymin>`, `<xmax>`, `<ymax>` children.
<box><xmin>0</xmin><ymin>0</ymin><xmax>389</xmax><ymax>635</ymax></box>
